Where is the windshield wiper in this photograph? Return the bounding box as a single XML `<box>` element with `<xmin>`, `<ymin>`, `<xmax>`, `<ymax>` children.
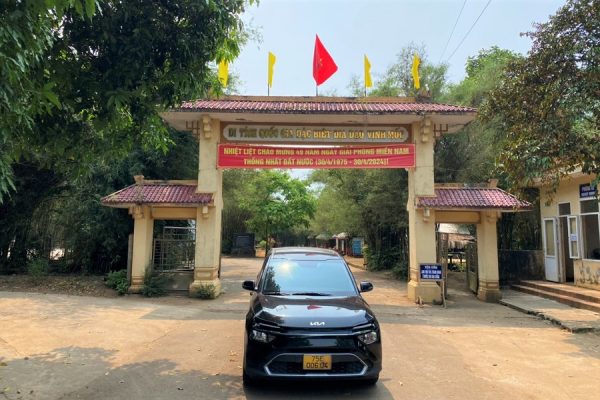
<box><xmin>290</xmin><ymin>292</ymin><xmax>332</xmax><ymax>296</ymax></box>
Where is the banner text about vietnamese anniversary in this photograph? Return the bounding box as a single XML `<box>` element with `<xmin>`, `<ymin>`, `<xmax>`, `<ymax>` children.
<box><xmin>217</xmin><ymin>144</ymin><xmax>415</xmax><ymax>169</ymax></box>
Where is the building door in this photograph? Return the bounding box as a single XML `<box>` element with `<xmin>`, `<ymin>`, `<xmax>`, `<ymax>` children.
<box><xmin>543</xmin><ymin>218</ymin><xmax>560</xmax><ymax>282</ymax></box>
<box><xmin>559</xmin><ymin>217</ymin><xmax>574</xmax><ymax>282</ymax></box>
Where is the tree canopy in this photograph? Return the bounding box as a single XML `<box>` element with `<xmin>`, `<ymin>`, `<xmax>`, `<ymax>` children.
<box><xmin>238</xmin><ymin>170</ymin><xmax>316</xmax><ymax>248</ymax></box>
<box><xmin>0</xmin><ymin>0</ymin><xmax>250</xmax><ymax>201</ymax></box>
<box><xmin>482</xmin><ymin>0</ymin><xmax>600</xmax><ymax>192</ymax></box>
<box><xmin>0</xmin><ymin>0</ymin><xmax>252</xmax><ymax>272</ymax></box>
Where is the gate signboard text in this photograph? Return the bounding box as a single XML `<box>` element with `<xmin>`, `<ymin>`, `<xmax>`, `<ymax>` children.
<box><xmin>218</xmin><ymin>144</ymin><xmax>415</xmax><ymax>169</ymax></box>
<box><xmin>223</xmin><ymin>125</ymin><xmax>410</xmax><ymax>144</ymax></box>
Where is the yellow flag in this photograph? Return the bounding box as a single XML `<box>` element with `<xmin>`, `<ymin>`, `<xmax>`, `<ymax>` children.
<box><xmin>364</xmin><ymin>55</ymin><xmax>372</xmax><ymax>88</ymax></box>
<box><xmin>412</xmin><ymin>54</ymin><xmax>420</xmax><ymax>90</ymax></box>
<box><xmin>218</xmin><ymin>60</ymin><xmax>228</xmax><ymax>87</ymax></box>
<box><xmin>268</xmin><ymin>52</ymin><xmax>276</xmax><ymax>88</ymax></box>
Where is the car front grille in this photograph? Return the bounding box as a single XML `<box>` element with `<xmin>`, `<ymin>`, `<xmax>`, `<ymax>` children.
<box><xmin>265</xmin><ymin>353</ymin><xmax>367</xmax><ymax>377</ymax></box>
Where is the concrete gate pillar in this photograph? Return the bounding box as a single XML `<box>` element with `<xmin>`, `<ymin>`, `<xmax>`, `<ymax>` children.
<box><xmin>129</xmin><ymin>205</ymin><xmax>154</xmax><ymax>293</ymax></box>
<box><xmin>407</xmin><ymin>118</ymin><xmax>441</xmax><ymax>303</ymax></box>
<box><xmin>190</xmin><ymin>116</ymin><xmax>223</xmax><ymax>297</ymax></box>
<box><xmin>476</xmin><ymin>211</ymin><xmax>502</xmax><ymax>302</ymax></box>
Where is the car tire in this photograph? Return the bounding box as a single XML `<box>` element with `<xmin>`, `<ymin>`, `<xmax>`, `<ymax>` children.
<box><xmin>242</xmin><ymin>370</ymin><xmax>257</xmax><ymax>387</ymax></box>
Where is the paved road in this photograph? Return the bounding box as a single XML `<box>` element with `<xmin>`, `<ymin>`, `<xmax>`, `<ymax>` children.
<box><xmin>1</xmin><ymin>257</ymin><xmax>599</xmax><ymax>400</ymax></box>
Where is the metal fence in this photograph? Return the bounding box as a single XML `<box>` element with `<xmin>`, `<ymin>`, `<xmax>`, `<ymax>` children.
<box><xmin>152</xmin><ymin>226</ymin><xmax>195</xmax><ymax>272</ymax></box>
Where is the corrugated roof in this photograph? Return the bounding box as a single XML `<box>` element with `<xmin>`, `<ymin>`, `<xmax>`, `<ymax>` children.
<box><xmin>101</xmin><ymin>183</ymin><xmax>212</xmax><ymax>207</ymax></box>
<box><xmin>176</xmin><ymin>96</ymin><xmax>476</xmax><ymax>115</ymax></box>
<box><xmin>417</xmin><ymin>187</ymin><xmax>531</xmax><ymax>210</ymax></box>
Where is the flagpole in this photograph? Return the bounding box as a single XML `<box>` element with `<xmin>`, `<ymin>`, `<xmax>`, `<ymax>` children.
<box><xmin>316</xmin><ymin>85</ymin><xmax>318</xmax><ymax>96</ymax></box>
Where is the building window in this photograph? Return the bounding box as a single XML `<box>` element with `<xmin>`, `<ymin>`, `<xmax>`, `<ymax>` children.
<box><xmin>544</xmin><ymin>219</ymin><xmax>556</xmax><ymax>257</ymax></box>
<box><xmin>580</xmin><ymin>199</ymin><xmax>600</xmax><ymax>260</ymax></box>
<box><xmin>567</xmin><ymin>216</ymin><xmax>579</xmax><ymax>259</ymax></box>
<box><xmin>558</xmin><ymin>202</ymin><xmax>571</xmax><ymax>216</ymax></box>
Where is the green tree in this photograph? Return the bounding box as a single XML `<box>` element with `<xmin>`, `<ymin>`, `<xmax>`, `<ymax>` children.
<box><xmin>349</xmin><ymin>43</ymin><xmax>448</xmax><ymax>100</ymax></box>
<box><xmin>0</xmin><ymin>0</ymin><xmax>252</xmax><ymax>271</ymax></box>
<box><xmin>436</xmin><ymin>47</ymin><xmax>521</xmax><ymax>184</ymax></box>
<box><xmin>482</xmin><ymin>0</ymin><xmax>600</xmax><ymax>193</ymax></box>
<box><xmin>310</xmin><ymin>184</ymin><xmax>362</xmax><ymax>236</ymax></box>
<box><xmin>1</xmin><ymin>0</ymin><xmax>250</xmax><ymax>203</ymax></box>
<box><xmin>0</xmin><ymin>0</ymin><xmax>97</xmax><ymax>198</ymax></box>
<box><xmin>310</xmin><ymin>169</ymin><xmax>409</xmax><ymax>272</ymax></box>
<box><xmin>221</xmin><ymin>169</ymin><xmax>259</xmax><ymax>253</ymax></box>
<box><xmin>240</xmin><ymin>170</ymin><xmax>316</xmax><ymax>250</ymax></box>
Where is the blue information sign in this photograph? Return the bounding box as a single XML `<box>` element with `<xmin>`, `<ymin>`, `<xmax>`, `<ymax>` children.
<box><xmin>420</xmin><ymin>263</ymin><xmax>443</xmax><ymax>280</ymax></box>
<box><xmin>580</xmin><ymin>184</ymin><xmax>597</xmax><ymax>199</ymax></box>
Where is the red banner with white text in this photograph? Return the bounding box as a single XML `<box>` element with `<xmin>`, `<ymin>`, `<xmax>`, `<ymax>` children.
<box><xmin>217</xmin><ymin>144</ymin><xmax>415</xmax><ymax>169</ymax></box>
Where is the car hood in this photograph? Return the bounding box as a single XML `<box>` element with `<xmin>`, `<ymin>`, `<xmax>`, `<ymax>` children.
<box><xmin>252</xmin><ymin>294</ymin><xmax>376</xmax><ymax>329</ymax></box>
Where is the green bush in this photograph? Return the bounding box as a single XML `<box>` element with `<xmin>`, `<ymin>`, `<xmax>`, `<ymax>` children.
<box><xmin>105</xmin><ymin>270</ymin><xmax>128</xmax><ymax>295</ymax></box>
<box><xmin>258</xmin><ymin>240</ymin><xmax>266</xmax><ymax>250</ymax></box>
<box><xmin>194</xmin><ymin>283</ymin><xmax>217</xmax><ymax>299</ymax></box>
<box><xmin>392</xmin><ymin>260</ymin><xmax>409</xmax><ymax>280</ymax></box>
<box><xmin>221</xmin><ymin>238</ymin><xmax>233</xmax><ymax>254</ymax></box>
<box><xmin>142</xmin><ymin>269</ymin><xmax>172</xmax><ymax>297</ymax></box>
<box><xmin>27</xmin><ymin>258</ymin><xmax>49</xmax><ymax>283</ymax></box>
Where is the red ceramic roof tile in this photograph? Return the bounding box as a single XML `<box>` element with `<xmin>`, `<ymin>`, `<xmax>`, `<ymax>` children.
<box><xmin>417</xmin><ymin>188</ymin><xmax>531</xmax><ymax>210</ymax></box>
<box><xmin>176</xmin><ymin>97</ymin><xmax>476</xmax><ymax>115</ymax></box>
<box><xmin>102</xmin><ymin>184</ymin><xmax>212</xmax><ymax>206</ymax></box>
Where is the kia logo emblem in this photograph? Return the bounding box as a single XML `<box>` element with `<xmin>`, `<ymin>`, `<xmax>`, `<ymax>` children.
<box><xmin>310</xmin><ymin>321</ymin><xmax>325</xmax><ymax>326</ymax></box>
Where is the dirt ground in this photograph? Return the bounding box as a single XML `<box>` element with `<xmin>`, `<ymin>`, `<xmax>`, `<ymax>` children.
<box><xmin>0</xmin><ymin>274</ymin><xmax>117</xmax><ymax>298</ymax></box>
<box><xmin>1</xmin><ymin>257</ymin><xmax>600</xmax><ymax>400</ymax></box>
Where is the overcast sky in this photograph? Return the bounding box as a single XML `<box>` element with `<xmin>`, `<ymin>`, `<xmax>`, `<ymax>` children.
<box><xmin>232</xmin><ymin>0</ymin><xmax>566</xmax><ymax>96</ymax></box>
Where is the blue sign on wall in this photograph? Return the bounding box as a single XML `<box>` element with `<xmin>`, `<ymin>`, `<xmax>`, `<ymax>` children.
<box><xmin>580</xmin><ymin>184</ymin><xmax>597</xmax><ymax>199</ymax></box>
<box><xmin>420</xmin><ymin>264</ymin><xmax>443</xmax><ymax>280</ymax></box>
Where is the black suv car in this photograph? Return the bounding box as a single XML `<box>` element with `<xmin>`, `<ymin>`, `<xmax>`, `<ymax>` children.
<box><xmin>242</xmin><ymin>247</ymin><xmax>381</xmax><ymax>385</ymax></box>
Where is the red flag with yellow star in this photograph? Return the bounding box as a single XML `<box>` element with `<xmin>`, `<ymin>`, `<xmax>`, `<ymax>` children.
<box><xmin>313</xmin><ymin>35</ymin><xmax>338</xmax><ymax>86</ymax></box>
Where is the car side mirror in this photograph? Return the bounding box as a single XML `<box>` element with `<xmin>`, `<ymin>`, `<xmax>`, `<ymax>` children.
<box><xmin>359</xmin><ymin>281</ymin><xmax>373</xmax><ymax>292</ymax></box>
<box><xmin>242</xmin><ymin>280</ymin><xmax>256</xmax><ymax>291</ymax></box>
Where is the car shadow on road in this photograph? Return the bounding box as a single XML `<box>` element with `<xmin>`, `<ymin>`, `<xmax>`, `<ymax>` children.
<box><xmin>0</xmin><ymin>346</ymin><xmax>394</xmax><ymax>400</ymax></box>
<box><xmin>242</xmin><ymin>379</ymin><xmax>393</xmax><ymax>399</ymax></box>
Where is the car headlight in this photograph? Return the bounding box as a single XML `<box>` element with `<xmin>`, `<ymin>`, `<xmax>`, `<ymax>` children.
<box><xmin>250</xmin><ymin>329</ymin><xmax>275</xmax><ymax>343</ymax></box>
<box><xmin>357</xmin><ymin>331</ymin><xmax>378</xmax><ymax>345</ymax></box>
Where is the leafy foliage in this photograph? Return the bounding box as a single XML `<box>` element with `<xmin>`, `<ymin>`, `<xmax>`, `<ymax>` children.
<box><xmin>436</xmin><ymin>47</ymin><xmax>521</xmax><ymax>185</ymax></box>
<box><xmin>193</xmin><ymin>283</ymin><xmax>217</xmax><ymax>299</ymax></box>
<box><xmin>105</xmin><ymin>269</ymin><xmax>128</xmax><ymax>295</ymax></box>
<box><xmin>1</xmin><ymin>0</ymin><xmax>249</xmax><ymax>273</ymax></box>
<box><xmin>27</xmin><ymin>258</ymin><xmax>49</xmax><ymax>283</ymax></box>
<box><xmin>311</xmin><ymin>169</ymin><xmax>409</xmax><ymax>269</ymax></box>
<box><xmin>142</xmin><ymin>269</ymin><xmax>172</xmax><ymax>297</ymax></box>
<box><xmin>1</xmin><ymin>0</ymin><xmax>250</xmax><ymax>202</ymax></box>
<box><xmin>348</xmin><ymin>43</ymin><xmax>448</xmax><ymax>100</ymax></box>
<box><xmin>239</xmin><ymin>170</ymin><xmax>316</xmax><ymax>247</ymax></box>
<box><xmin>482</xmin><ymin>0</ymin><xmax>600</xmax><ymax>194</ymax></box>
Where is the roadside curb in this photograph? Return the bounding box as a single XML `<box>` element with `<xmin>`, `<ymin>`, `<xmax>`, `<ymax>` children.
<box><xmin>500</xmin><ymin>290</ymin><xmax>600</xmax><ymax>334</ymax></box>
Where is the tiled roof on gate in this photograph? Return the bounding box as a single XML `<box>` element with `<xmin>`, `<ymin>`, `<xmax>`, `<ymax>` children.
<box><xmin>101</xmin><ymin>183</ymin><xmax>212</xmax><ymax>207</ymax></box>
<box><xmin>417</xmin><ymin>187</ymin><xmax>531</xmax><ymax>210</ymax></box>
<box><xmin>176</xmin><ymin>96</ymin><xmax>476</xmax><ymax>115</ymax></box>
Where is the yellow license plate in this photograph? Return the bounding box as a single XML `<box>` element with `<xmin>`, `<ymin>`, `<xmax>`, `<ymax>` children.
<box><xmin>303</xmin><ymin>354</ymin><xmax>332</xmax><ymax>370</ymax></box>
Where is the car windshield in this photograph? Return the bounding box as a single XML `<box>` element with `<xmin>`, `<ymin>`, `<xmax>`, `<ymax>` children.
<box><xmin>260</xmin><ymin>256</ymin><xmax>357</xmax><ymax>296</ymax></box>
